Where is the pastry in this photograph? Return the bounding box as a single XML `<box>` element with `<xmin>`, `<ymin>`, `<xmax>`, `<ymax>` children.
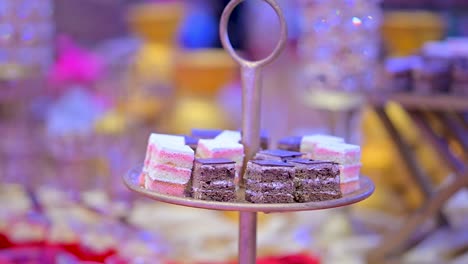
<box><xmin>245</xmin><ymin>160</ymin><xmax>295</xmax><ymax>204</ymax></box>
<box><xmin>313</xmin><ymin>142</ymin><xmax>361</xmax><ymax>194</ymax></box>
<box><xmin>143</xmin><ymin>134</ymin><xmax>194</xmax><ymax>197</ymax></box>
<box><xmin>192</xmin><ymin>158</ymin><xmax>237</xmax><ymax>202</ymax></box>
<box><xmin>288</xmin><ymin>159</ymin><xmax>342</xmax><ymax>202</ymax></box>
<box><xmin>196</xmin><ymin>139</ymin><xmax>244</xmax><ymax>180</ymax></box>
<box><xmin>300</xmin><ymin>134</ymin><xmax>344</xmax><ymax>158</ymax></box>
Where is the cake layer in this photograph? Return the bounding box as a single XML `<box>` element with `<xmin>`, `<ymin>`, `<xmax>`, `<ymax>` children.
<box><xmin>143</xmin><ymin>133</ymin><xmax>194</xmax><ymax>172</ymax></box>
<box><xmin>193</xmin><ymin>158</ymin><xmax>236</xmax><ymax>182</ymax></box>
<box><xmin>196</xmin><ymin>139</ymin><xmax>244</xmax><ymax>159</ymax></box>
<box><xmin>294</xmin><ymin>178</ymin><xmax>340</xmax><ymax>194</ymax></box>
<box><xmin>214</xmin><ymin>130</ymin><xmax>241</xmax><ymax>143</ymax></box>
<box><xmin>300</xmin><ymin>134</ymin><xmax>344</xmax><ymax>157</ymax></box>
<box><xmin>254</xmin><ymin>149</ymin><xmax>303</xmax><ymax>162</ymax></box>
<box><xmin>149</xmin><ymin>133</ymin><xmax>186</xmax><ymax>146</ymax></box>
<box><xmin>196</xmin><ymin>139</ymin><xmax>244</xmax><ymax>172</ymax></box>
<box><xmin>145</xmin><ymin>134</ymin><xmax>185</xmax><ymax>166</ymax></box>
<box><xmin>245</xmin><ymin>180</ymin><xmax>294</xmax><ymax>193</ymax></box>
<box><xmin>245</xmin><ymin>160</ymin><xmax>295</xmax><ymax>182</ymax></box>
<box><xmin>145</xmin><ymin>177</ymin><xmax>187</xmax><ymax>197</ymax></box>
<box><xmin>193</xmin><ymin>189</ymin><xmax>237</xmax><ymax>202</ymax></box>
<box><xmin>147</xmin><ymin>164</ymin><xmax>192</xmax><ymax>184</ymax></box>
<box><xmin>289</xmin><ymin>159</ymin><xmax>340</xmax><ymax>180</ymax></box>
<box><xmin>192</xmin><ymin>179</ymin><xmax>236</xmax><ymax>191</ymax></box>
<box><xmin>148</xmin><ymin>144</ymin><xmax>195</xmax><ymax>169</ymax></box>
<box><xmin>339</xmin><ymin>163</ymin><xmax>361</xmax><ymax>183</ymax></box>
<box><xmin>245</xmin><ymin>190</ymin><xmax>294</xmax><ymax>204</ymax></box>
<box><xmin>313</xmin><ymin>142</ymin><xmax>361</xmax><ymax>165</ymax></box>
<box><xmin>341</xmin><ymin>180</ymin><xmax>360</xmax><ymax>194</ymax></box>
<box><xmin>294</xmin><ymin>191</ymin><xmax>342</xmax><ymax>203</ymax></box>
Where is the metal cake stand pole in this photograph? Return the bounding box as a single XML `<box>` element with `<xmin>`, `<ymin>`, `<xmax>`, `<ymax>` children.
<box><xmin>219</xmin><ymin>0</ymin><xmax>288</xmax><ymax>263</ymax></box>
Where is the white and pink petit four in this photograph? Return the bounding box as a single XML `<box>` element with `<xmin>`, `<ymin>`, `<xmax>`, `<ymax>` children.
<box><xmin>300</xmin><ymin>134</ymin><xmax>344</xmax><ymax>158</ymax></box>
<box><xmin>142</xmin><ymin>134</ymin><xmax>194</xmax><ymax>197</ymax></box>
<box><xmin>214</xmin><ymin>130</ymin><xmax>242</xmax><ymax>143</ymax></box>
<box><xmin>312</xmin><ymin>142</ymin><xmax>362</xmax><ymax>194</ymax></box>
<box><xmin>196</xmin><ymin>139</ymin><xmax>244</xmax><ymax>177</ymax></box>
<box><xmin>313</xmin><ymin>142</ymin><xmax>361</xmax><ymax>165</ymax></box>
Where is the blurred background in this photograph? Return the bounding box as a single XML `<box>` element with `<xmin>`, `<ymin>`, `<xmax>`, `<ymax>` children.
<box><xmin>0</xmin><ymin>0</ymin><xmax>467</xmax><ymax>263</ymax></box>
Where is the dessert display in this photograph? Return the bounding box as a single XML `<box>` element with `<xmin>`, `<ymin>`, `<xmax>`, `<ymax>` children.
<box><xmin>192</xmin><ymin>158</ymin><xmax>237</xmax><ymax>202</ymax></box>
<box><xmin>245</xmin><ymin>160</ymin><xmax>295</xmax><ymax>204</ymax></box>
<box><xmin>139</xmin><ymin>131</ymin><xmax>363</xmax><ymax>203</ymax></box>
<box><xmin>384</xmin><ymin>38</ymin><xmax>468</xmax><ymax>96</ymax></box>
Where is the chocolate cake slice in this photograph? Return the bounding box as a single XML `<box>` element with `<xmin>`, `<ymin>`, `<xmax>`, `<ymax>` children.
<box><xmin>244</xmin><ymin>160</ymin><xmax>295</xmax><ymax>203</ymax></box>
<box><xmin>192</xmin><ymin>158</ymin><xmax>237</xmax><ymax>202</ymax></box>
<box><xmin>254</xmin><ymin>149</ymin><xmax>303</xmax><ymax>162</ymax></box>
<box><xmin>277</xmin><ymin>136</ymin><xmax>302</xmax><ymax>152</ymax></box>
<box><xmin>288</xmin><ymin>159</ymin><xmax>342</xmax><ymax>202</ymax></box>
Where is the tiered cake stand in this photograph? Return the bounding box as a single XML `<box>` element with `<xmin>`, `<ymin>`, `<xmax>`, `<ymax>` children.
<box><xmin>123</xmin><ymin>1</ymin><xmax>375</xmax><ymax>263</ymax></box>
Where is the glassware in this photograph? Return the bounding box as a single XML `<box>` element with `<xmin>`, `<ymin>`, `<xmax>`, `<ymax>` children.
<box><xmin>0</xmin><ymin>0</ymin><xmax>54</xmax><ymax>78</ymax></box>
<box><xmin>297</xmin><ymin>0</ymin><xmax>382</xmax><ymax>93</ymax></box>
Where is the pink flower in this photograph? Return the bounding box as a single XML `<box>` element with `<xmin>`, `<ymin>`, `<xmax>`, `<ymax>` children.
<box><xmin>48</xmin><ymin>36</ymin><xmax>104</xmax><ymax>88</ymax></box>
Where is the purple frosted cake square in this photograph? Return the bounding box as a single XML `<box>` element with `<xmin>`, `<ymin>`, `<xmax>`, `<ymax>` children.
<box><xmin>192</xmin><ymin>158</ymin><xmax>237</xmax><ymax>202</ymax></box>
<box><xmin>254</xmin><ymin>149</ymin><xmax>303</xmax><ymax>162</ymax></box>
<box><xmin>288</xmin><ymin>159</ymin><xmax>342</xmax><ymax>202</ymax></box>
<box><xmin>244</xmin><ymin>160</ymin><xmax>295</xmax><ymax>204</ymax></box>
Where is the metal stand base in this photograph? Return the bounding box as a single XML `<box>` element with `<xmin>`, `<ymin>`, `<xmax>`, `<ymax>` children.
<box><xmin>239</xmin><ymin>212</ymin><xmax>257</xmax><ymax>264</ymax></box>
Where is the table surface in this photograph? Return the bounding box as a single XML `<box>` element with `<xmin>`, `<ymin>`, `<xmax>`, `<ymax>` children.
<box><xmin>124</xmin><ymin>166</ymin><xmax>375</xmax><ymax>213</ymax></box>
<box><xmin>368</xmin><ymin>92</ymin><xmax>468</xmax><ymax>111</ymax></box>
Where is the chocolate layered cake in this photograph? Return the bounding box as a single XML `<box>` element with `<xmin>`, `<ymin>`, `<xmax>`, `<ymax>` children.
<box><xmin>277</xmin><ymin>136</ymin><xmax>302</xmax><ymax>152</ymax></box>
<box><xmin>245</xmin><ymin>160</ymin><xmax>295</xmax><ymax>203</ymax></box>
<box><xmin>192</xmin><ymin>158</ymin><xmax>237</xmax><ymax>202</ymax></box>
<box><xmin>254</xmin><ymin>149</ymin><xmax>303</xmax><ymax>162</ymax></box>
<box><xmin>288</xmin><ymin>159</ymin><xmax>341</xmax><ymax>202</ymax></box>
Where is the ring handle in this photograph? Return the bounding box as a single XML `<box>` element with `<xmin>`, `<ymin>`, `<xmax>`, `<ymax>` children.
<box><xmin>219</xmin><ymin>0</ymin><xmax>288</xmax><ymax>68</ymax></box>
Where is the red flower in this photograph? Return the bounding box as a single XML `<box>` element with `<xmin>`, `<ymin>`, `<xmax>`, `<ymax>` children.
<box><xmin>257</xmin><ymin>253</ymin><xmax>320</xmax><ymax>264</ymax></box>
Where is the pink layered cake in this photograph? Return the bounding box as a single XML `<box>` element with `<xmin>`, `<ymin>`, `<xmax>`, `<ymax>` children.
<box><xmin>339</xmin><ymin>163</ymin><xmax>362</xmax><ymax>184</ymax></box>
<box><xmin>214</xmin><ymin>130</ymin><xmax>242</xmax><ymax>143</ymax></box>
<box><xmin>196</xmin><ymin>139</ymin><xmax>244</xmax><ymax>180</ymax></box>
<box><xmin>143</xmin><ymin>133</ymin><xmax>186</xmax><ymax>173</ymax></box>
<box><xmin>142</xmin><ymin>134</ymin><xmax>194</xmax><ymax>197</ymax></box>
<box><xmin>300</xmin><ymin>135</ymin><xmax>344</xmax><ymax>158</ymax></box>
<box><xmin>313</xmin><ymin>142</ymin><xmax>360</xmax><ymax>165</ymax></box>
<box><xmin>313</xmin><ymin>142</ymin><xmax>361</xmax><ymax>194</ymax></box>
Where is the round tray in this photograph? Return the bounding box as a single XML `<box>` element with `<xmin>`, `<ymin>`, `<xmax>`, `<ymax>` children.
<box><xmin>124</xmin><ymin>166</ymin><xmax>375</xmax><ymax>213</ymax></box>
